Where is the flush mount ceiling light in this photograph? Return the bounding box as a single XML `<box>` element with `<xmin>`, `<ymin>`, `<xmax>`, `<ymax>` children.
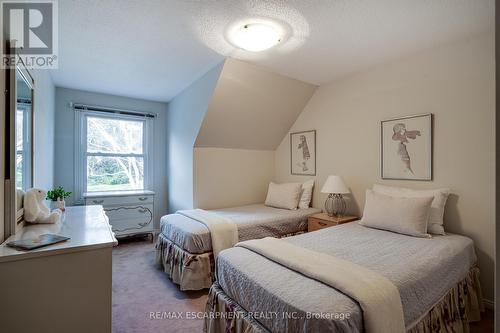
<box><xmin>228</xmin><ymin>21</ymin><xmax>283</xmax><ymax>52</ymax></box>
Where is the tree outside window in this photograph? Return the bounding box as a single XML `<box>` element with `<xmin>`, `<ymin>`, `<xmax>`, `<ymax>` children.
<box><xmin>85</xmin><ymin>116</ymin><xmax>145</xmax><ymax>192</ymax></box>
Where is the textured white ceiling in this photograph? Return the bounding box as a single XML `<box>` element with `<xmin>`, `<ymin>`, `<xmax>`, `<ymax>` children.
<box><xmin>51</xmin><ymin>0</ymin><xmax>494</xmax><ymax>102</ymax></box>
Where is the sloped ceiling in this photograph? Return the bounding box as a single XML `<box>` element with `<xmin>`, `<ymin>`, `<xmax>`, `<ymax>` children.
<box><xmin>51</xmin><ymin>0</ymin><xmax>493</xmax><ymax>102</ymax></box>
<box><xmin>195</xmin><ymin>58</ymin><xmax>317</xmax><ymax>150</ymax></box>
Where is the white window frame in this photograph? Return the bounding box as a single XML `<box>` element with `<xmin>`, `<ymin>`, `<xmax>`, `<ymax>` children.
<box><xmin>74</xmin><ymin>110</ymin><xmax>154</xmax><ymax>204</ymax></box>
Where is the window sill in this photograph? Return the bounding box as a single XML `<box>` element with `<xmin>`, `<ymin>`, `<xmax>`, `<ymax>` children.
<box><xmin>83</xmin><ymin>190</ymin><xmax>155</xmax><ymax>198</ymax></box>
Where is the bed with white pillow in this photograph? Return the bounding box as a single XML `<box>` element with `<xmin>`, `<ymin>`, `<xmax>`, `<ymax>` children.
<box><xmin>371</xmin><ymin>184</ymin><xmax>450</xmax><ymax>235</ymax></box>
<box><xmin>156</xmin><ymin>180</ymin><xmax>320</xmax><ymax>290</ymax></box>
<box><xmin>204</xmin><ymin>184</ymin><xmax>484</xmax><ymax>333</ymax></box>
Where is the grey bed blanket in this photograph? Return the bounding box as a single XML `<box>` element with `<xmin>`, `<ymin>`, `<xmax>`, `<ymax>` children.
<box><xmin>217</xmin><ymin>222</ymin><xmax>477</xmax><ymax>332</ymax></box>
<box><xmin>160</xmin><ymin>204</ymin><xmax>321</xmax><ymax>253</ymax></box>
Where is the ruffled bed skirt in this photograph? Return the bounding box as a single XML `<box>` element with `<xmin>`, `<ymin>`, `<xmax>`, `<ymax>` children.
<box><xmin>204</xmin><ymin>282</ymin><xmax>268</xmax><ymax>333</ymax></box>
<box><xmin>155</xmin><ymin>233</ymin><xmax>214</xmax><ymax>291</ymax></box>
<box><xmin>407</xmin><ymin>266</ymin><xmax>484</xmax><ymax>333</ymax></box>
<box><xmin>204</xmin><ymin>266</ymin><xmax>484</xmax><ymax>333</ymax></box>
<box><xmin>156</xmin><ymin>230</ymin><xmax>307</xmax><ymax>291</ymax></box>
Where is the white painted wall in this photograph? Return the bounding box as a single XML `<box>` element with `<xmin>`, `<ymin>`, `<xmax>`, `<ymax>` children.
<box><xmin>275</xmin><ymin>32</ymin><xmax>495</xmax><ymax>302</ymax></box>
<box><xmin>196</xmin><ymin>59</ymin><xmax>317</xmax><ymax>150</ymax></box>
<box><xmin>167</xmin><ymin>62</ymin><xmax>224</xmax><ymax>213</ymax></box>
<box><xmin>190</xmin><ymin>60</ymin><xmax>315</xmax><ymax>210</ymax></box>
<box><xmin>193</xmin><ymin>147</ymin><xmax>274</xmax><ymax>209</ymax></box>
<box><xmin>54</xmin><ymin>88</ymin><xmax>168</xmax><ymax>230</ymax></box>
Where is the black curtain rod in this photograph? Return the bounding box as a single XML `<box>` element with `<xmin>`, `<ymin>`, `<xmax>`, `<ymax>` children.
<box><xmin>17</xmin><ymin>98</ymin><xmax>32</xmax><ymax>104</ymax></box>
<box><xmin>72</xmin><ymin>103</ymin><xmax>156</xmax><ymax>118</ymax></box>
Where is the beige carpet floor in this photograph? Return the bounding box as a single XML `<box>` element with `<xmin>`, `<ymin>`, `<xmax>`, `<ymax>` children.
<box><xmin>112</xmin><ymin>238</ymin><xmax>494</xmax><ymax>333</ymax></box>
<box><xmin>112</xmin><ymin>237</ymin><xmax>208</xmax><ymax>333</ymax></box>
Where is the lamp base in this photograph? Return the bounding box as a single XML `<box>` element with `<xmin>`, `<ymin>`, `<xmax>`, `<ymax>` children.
<box><xmin>324</xmin><ymin>194</ymin><xmax>346</xmax><ymax>217</ymax></box>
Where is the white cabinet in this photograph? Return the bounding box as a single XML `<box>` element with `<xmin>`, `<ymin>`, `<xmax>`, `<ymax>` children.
<box><xmin>84</xmin><ymin>190</ymin><xmax>155</xmax><ymax>238</ymax></box>
<box><xmin>0</xmin><ymin>206</ymin><xmax>116</xmax><ymax>333</ymax></box>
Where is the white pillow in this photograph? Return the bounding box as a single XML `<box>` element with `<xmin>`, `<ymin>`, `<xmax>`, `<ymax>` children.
<box><xmin>265</xmin><ymin>182</ymin><xmax>302</xmax><ymax>210</ymax></box>
<box><xmin>372</xmin><ymin>184</ymin><xmax>450</xmax><ymax>235</ymax></box>
<box><xmin>359</xmin><ymin>190</ymin><xmax>433</xmax><ymax>237</ymax></box>
<box><xmin>298</xmin><ymin>179</ymin><xmax>315</xmax><ymax>209</ymax></box>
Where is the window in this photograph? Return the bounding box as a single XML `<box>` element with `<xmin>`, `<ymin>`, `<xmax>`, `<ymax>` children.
<box><xmin>16</xmin><ymin>102</ymin><xmax>32</xmax><ymax>190</ymax></box>
<box><xmin>76</xmin><ymin>111</ymin><xmax>153</xmax><ymax>199</ymax></box>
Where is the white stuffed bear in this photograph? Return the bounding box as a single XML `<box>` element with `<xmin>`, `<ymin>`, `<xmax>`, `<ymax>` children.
<box><xmin>24</xmin><ymin>188</ymin><xmax>61</xmax><ymax>224</ymax></box>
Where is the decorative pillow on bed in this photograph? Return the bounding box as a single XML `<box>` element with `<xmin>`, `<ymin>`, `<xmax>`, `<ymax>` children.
<box><xmin>359</xmin><ymin>190</ymin><xmax>433</xmax><ymax>237</ymax></box>
<box><xmin>372</xmin><ymin>184</ymin><xmax>450</xmax><ymax>235</ymax></box>
<box><xmin>298</xmin><ymin>179</ymin><xmax>315</xmax><ymax>209</ymax></box>
<box><xmin>265</xmin><ymin>182</ymin><xmax>302</xmax><ymax>210</ymax></box>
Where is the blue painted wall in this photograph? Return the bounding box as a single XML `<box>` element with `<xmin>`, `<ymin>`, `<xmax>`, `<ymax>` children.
<box><xmin>167</xmin><ymin>61</ymin><xmax>224</xmax><ymax>213</ymax></box>
<box><xmin>54</xmin><ymin>87</ymin><xmax>168</xmax><ymax>230</ymax></box>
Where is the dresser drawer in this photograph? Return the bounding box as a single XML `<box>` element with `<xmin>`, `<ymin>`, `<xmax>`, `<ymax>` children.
<box><xmin>104</xmin><ymin>204</ymin><xmax>154</xmax><ymax>236</ymax></box>
<box><xmin>85</xmin><ymin>194</ymin><xmax>154</xmax><ymax>206</ymax></box>
<box><xmin>308</xmin><ymin>215</ymin><xmax>358</xmax><ymax>232</ymax></box>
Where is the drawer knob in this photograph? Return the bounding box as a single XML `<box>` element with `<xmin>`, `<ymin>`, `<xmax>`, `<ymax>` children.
<box><xmin>93</xmin><ymin>199</ymin><xmax>104</xmax><ymax>204</ymax></box>
<box><xmin>138</xmin><ymin>208</ymin><xmax>149</xmax><ymax>214</ymax></box>
<box><xmin>318</xmin><ymin>221</ymin><xmax>328</xmax><ymax>226</ymax></box>
<box><xmin>138</xmin><ymin>197</ymin><xmax>148</xmax><ymax>201</ymax></box>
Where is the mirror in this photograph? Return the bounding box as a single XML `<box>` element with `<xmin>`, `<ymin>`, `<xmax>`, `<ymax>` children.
<box><xmin>14</xmin><ymin>68</ymin><xmax>34</xmax><ymax>224</ymax></box>
<box><xmin>4</xmin><ymin>46</ymin><xmax>34</xmax><ymax>238</ymax></box>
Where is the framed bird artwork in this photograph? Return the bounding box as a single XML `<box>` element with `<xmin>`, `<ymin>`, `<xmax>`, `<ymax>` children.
<box><xmin>381</xmin><ymin>114</ymin><xmax>433</xmax><ymax>180</ymax></box>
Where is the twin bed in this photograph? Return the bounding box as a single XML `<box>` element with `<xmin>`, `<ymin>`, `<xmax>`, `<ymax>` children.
<box><xmin>205</xmin><ymin>223</ymin><xmax>482</xmax><ymax>332</ymax></box>
<box><xmin>156</xmin><ymin>203</ymin><xmax>320</xmax><ymax>290</ymax></box>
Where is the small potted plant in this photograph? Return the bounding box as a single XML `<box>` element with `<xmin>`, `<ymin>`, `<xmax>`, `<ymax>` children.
<box><xmin>46</xmin><ymin>186</ymin><xmax>72</xmax><ymax>211</ymax></box>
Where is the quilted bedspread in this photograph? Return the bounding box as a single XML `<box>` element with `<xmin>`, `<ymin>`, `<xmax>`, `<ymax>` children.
<box><xmin>217</xmin><ymin>222</ymin><xmax>477</xmax><ymax>332</ymax></box>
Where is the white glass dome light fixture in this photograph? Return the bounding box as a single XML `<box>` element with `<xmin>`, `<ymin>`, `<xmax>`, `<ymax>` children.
<box><xmin>228</xmin><ymin>21</ymin><xmax>283</xmax><ymax>52</ymax></box>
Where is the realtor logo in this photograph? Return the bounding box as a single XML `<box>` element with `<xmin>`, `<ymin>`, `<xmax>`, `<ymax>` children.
<box><xmin>1</xmin><ymin>0</ymin><xmax>58</xmax><ymax>68</ymax></box>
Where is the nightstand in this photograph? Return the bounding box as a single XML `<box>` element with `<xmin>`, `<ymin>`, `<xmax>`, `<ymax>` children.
<box><xmin>308</xmin><ymin>213</ymin><xmax>359</xmax><ymax>232</ymax></box>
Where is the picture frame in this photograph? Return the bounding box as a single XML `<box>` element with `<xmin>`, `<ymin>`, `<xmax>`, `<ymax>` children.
<box><xmin>381</xmin><ymin>114</ymin><xmax>433</xmax><ymax>180</ymax></box>
<box><xmin>290</xmin><ymin>130</ymin><xmax>316</xmax><ymax>176</ymax></box>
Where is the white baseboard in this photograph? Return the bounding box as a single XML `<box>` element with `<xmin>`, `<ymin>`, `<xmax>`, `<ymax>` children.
<box><xmin>483</xmin><ymin>298</ymin><xmax>494</xmax><ymax>310</ymax></box>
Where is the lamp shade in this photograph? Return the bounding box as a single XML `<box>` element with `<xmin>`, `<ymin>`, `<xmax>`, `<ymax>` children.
<box><xmin>321</xmin><ymin>175</ymin><xmax>350</xmax><ymax>194</ymax></box>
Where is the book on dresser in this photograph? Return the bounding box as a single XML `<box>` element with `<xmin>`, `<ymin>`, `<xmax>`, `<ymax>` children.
<box><xmin>84</xmin><ymin>190</ymin><xmax>155</xmax><ymax>238</ymax></box>
<box><xmin>6</xmin><ymin>234</ymin><xmax>70</xmax><ymax>251</ymax></box>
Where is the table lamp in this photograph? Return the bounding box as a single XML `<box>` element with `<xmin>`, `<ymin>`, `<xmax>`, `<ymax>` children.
<box><xmin>321</xmin><ymin>175</ymin><xmax>350</xmax><ymax>217</ymax></box>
